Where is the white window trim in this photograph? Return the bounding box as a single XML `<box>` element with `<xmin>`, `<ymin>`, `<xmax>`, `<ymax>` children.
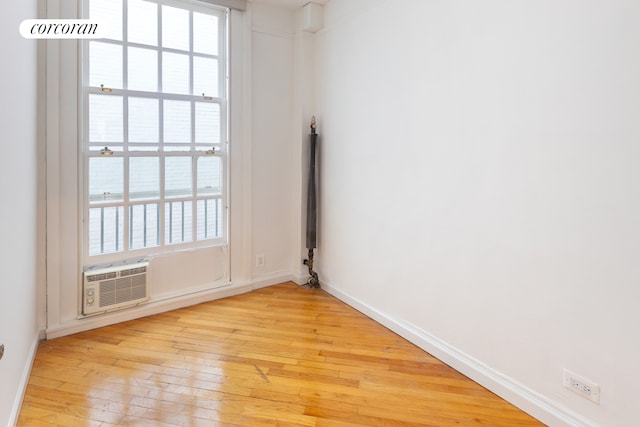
<box><xmin>81</xmin><ymin>0</ymin><xmax>230</xmax><ymax>264</ymax></box>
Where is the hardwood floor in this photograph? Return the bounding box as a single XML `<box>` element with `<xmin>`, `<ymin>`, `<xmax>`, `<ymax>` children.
<box><xmin>18</xmin><ymin>282</ymin><xmax>544</xmax><ymax>426</ymax></box>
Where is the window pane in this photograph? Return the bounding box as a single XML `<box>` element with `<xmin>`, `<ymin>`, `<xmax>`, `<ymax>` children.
<box><xmin>128</xmin><ymin>47</ymin><xmax>157</xmax><ymax>92</ymax></box>
<box><xmin>89</xmin><ymin>157</ymin><xmax>123</xmax><ymax>203</ymax></box>
<box><xmin>165</xmin><ymin>201</ymin><xmax>192</xmax><ymax>244</ymax></box>
<box><xmin>129</xmin><ymin>98</ymin><xmax>158</xmax><ymax>143</ymax></box>
<box><xmin>165</xmin><ymin>157</ymin><xmax>192</xmax><ymax>198</ymax></box>
<box><xmin>195</xmin><ymin>102</ymin><xmax>220</xmax><ymax>144</ymax></box>
<box><xmin>130</xmin><ymin>157</ymin><xmax>159</xmax><ymax>200</ymax></box>
<box><xmin>197</xmin><ymin>199</ymin><xmax>222</xmax><ymax>240</ymax></box>
<box><xmin>89</xmin><ymin>42</ymin><xmax>122</xmax><ymax>89</ymax></box>
<box><xmin>163</xmin><ymin>100</ymin><xmax>191</xmax><ymax>143</ymax></box>
<box><xmin>89</xmin><ymin>94</ymin><xmax>123</xmax><ymax>143</ymax></box>
<box><xmin>128</xmin><ymin>0</ymin><xmax>157</xmax><ymax>46</ymax></box>
<box><xmin>90</xmin><ymin>0</ymin><xmax>122</xmax><ymax>41</ymax></box>
<box><xmin>162</xmin><ymin>5</ymin><xmax>189</xmax><ymax>51</ymax></box>
<box><xmin>193</xmin><ymin>12</ymin><xmax>217</xmax><ymax>55</ymax></box>
<box><xmin>89</xmin><ymin>206</ymin><xmax>124</xmax><ymax>255</ymax></box>
<box><xmin>197</xmin><ymin>156</ymin><xmax>221</xmax><ymax>195</ymax></box>
<box><xmin>130</xmin><ymin>203</ymin><xmax>159</xmax><ymax>249</ymax></box>
<box><xmin>193</xmin><ymin>57</ymin><xmax>218</xmax><ymax>97</ymax></box>
<box><xmin>162</xmin><ymin>52</ymin><xmax>189</xmax><ymax>94</ymax></box>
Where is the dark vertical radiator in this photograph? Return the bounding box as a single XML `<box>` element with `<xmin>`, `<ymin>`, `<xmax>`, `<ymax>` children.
<box><xmin>303</xmin><ymin>116</ymin><xmax>320</xmax><ymax>288</ymax></box>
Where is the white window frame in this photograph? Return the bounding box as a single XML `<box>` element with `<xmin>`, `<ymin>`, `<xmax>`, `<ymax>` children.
<box><xmin>81</xmin><ymin>0</ymin><xmax>229</xmax><ymax>264</ymax></box>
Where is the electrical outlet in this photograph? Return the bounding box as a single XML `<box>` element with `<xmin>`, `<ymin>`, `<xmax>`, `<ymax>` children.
<box><xmin>563</xmin><ymin>369</ymin><xmax>600</xmax><ymax>404</ymax></box>
<box><xmin>256</xmin><ymin>254</ymin><xmax>265</xmax><ymax>267</ymax></box>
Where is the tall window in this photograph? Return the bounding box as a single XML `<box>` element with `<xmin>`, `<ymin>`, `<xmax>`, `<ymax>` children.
<box><xmin>83</xmin><ymin>0</ymin><xmax>228</xmax><ymax>259</ymax></box>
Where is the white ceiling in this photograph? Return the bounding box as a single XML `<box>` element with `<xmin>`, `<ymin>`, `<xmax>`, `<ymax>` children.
<box><xmin>250</xmin><ymin>0</ymin><xmax>328</xmax><ymax>10</ymax></box>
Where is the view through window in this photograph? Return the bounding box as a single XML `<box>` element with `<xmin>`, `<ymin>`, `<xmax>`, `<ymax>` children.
<box><xmin>83</xmin><ymin>0</ymin><xmax>228</xmax><ymax>259</ymax></box>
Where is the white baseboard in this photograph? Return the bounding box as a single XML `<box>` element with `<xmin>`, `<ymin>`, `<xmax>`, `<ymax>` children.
<box><xmin>46</xmin><ymin>281</ymin><xmax>250</xmax><ymax>339</ymax></box>
<box><xmin>321</xmin><ymin>282</ymin><xmax>597</xmax><ymax>427</ymax></box>
<box><xmin>9</xmin><ymin>329</ymin><xmax>41</xmax><ymax>427</ymax></box>
<box><xmin>292</xmin><ymin>272</ymin><xmax>311</xmax><ymax>286</ymax></box>
<box><xmin>250</xmin><ymin>271</ymin><xmax>299</xmax><ymax>289</ymax></box>
<box><xmin>45</xmin><ymin>274</ymin><xmax>300</xmax><ymax>340</ymax></box>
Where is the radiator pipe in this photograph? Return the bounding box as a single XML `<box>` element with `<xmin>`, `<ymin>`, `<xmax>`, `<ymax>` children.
<box><xmin>303</xmin><ymin>116</ymin><xmax>320</xmax><ymax>288</ymax></box>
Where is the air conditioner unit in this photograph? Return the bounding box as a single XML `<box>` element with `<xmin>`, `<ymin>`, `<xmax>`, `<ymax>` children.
<box><xmin>82</xmin><ymin>259</ymin><xmax>149</xmax><ymax>316</ymax></box>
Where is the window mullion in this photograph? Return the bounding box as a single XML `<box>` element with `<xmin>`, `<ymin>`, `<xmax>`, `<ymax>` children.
<box><xmin>122</xmin><ymin>22</ymin><xmax>130</xmax><ymax>250</ymax></box>
<box><xmin>189</xmin><ymin>10</ymin><xmax>194</xmax><ymax>95</ymax></box>
<box><xmin>123</xmin><ymin>153</ymin><xmax>131</xmax><ymax>251</ymax></box>
<box><xmin>158</xmin><ymin>93</ymin><xmax>166</xmax><ymax>245</ymax></box>
<box><xmin>156</xmin><ymin>0</ymin><xmax>165</xmax><ymax>247</ymax></box>
<box><xmin>192</xmin><ymin>153</ymin><xmax>198</xmax><ymax>241</ymax></box>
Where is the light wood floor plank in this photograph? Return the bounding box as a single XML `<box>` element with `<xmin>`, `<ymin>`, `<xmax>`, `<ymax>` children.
<box><xmin>18</xmin><ymin>282</ymin><xmax>543</xmax><ymax>426</ymax></box>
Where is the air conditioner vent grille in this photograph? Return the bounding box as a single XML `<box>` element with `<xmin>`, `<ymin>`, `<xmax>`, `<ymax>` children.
<box><xmin>99</xmin><ymin>275</ymin><xmax>147</xmax><ymax>308</ymax></box>
<box><xmin>83</xmin><ymin>260</ymin><xmax>149</xmax><ymax>315</ymax></box>
<box><xmin>121</xmin><ymin>266</ymin><xmax>147</xmax><ymax>277</ymax></box>
<box><xmin>86</xmin><ymin>271</ymin><xmax>117</xmax><ymax>282</ymax></box>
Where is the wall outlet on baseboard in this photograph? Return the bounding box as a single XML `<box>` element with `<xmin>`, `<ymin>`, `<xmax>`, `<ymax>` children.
<box><xmin>563</xmin><ymin>368</ymin><xmax>600</xmax><ymax>404</ymax></box>
<box><xmin>256</xmin><ymin>254</ymin><xmax>265</xmax><ymax>267</ymax></box>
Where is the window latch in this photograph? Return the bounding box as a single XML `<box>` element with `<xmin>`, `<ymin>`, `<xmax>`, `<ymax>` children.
<box><xmin>100</xmin><ymin>146</ymin><xmax>114</xmax><ymax>156</ymax></box>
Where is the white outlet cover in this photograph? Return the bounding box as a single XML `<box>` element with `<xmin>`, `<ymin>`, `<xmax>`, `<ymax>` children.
<box><xmin>563</xmin><ymin>368</ymin><xmax>600</xmax><ymax>404</ymax></box>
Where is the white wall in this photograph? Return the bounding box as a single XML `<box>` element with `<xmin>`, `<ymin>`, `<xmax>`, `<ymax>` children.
<box><xmin>314</xmin><ymin>1</ymin><xmax>640</xmax><ymax>426</ymax></box>
<box><xmin>0</xmin><ymin>1</ymin><xmax>41</xmax><ymax>425</ymax></box>
<box><xmin>250</xmin><ymin>3</ymin><xmax>299</xmax><ymax>281</ymax></box>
